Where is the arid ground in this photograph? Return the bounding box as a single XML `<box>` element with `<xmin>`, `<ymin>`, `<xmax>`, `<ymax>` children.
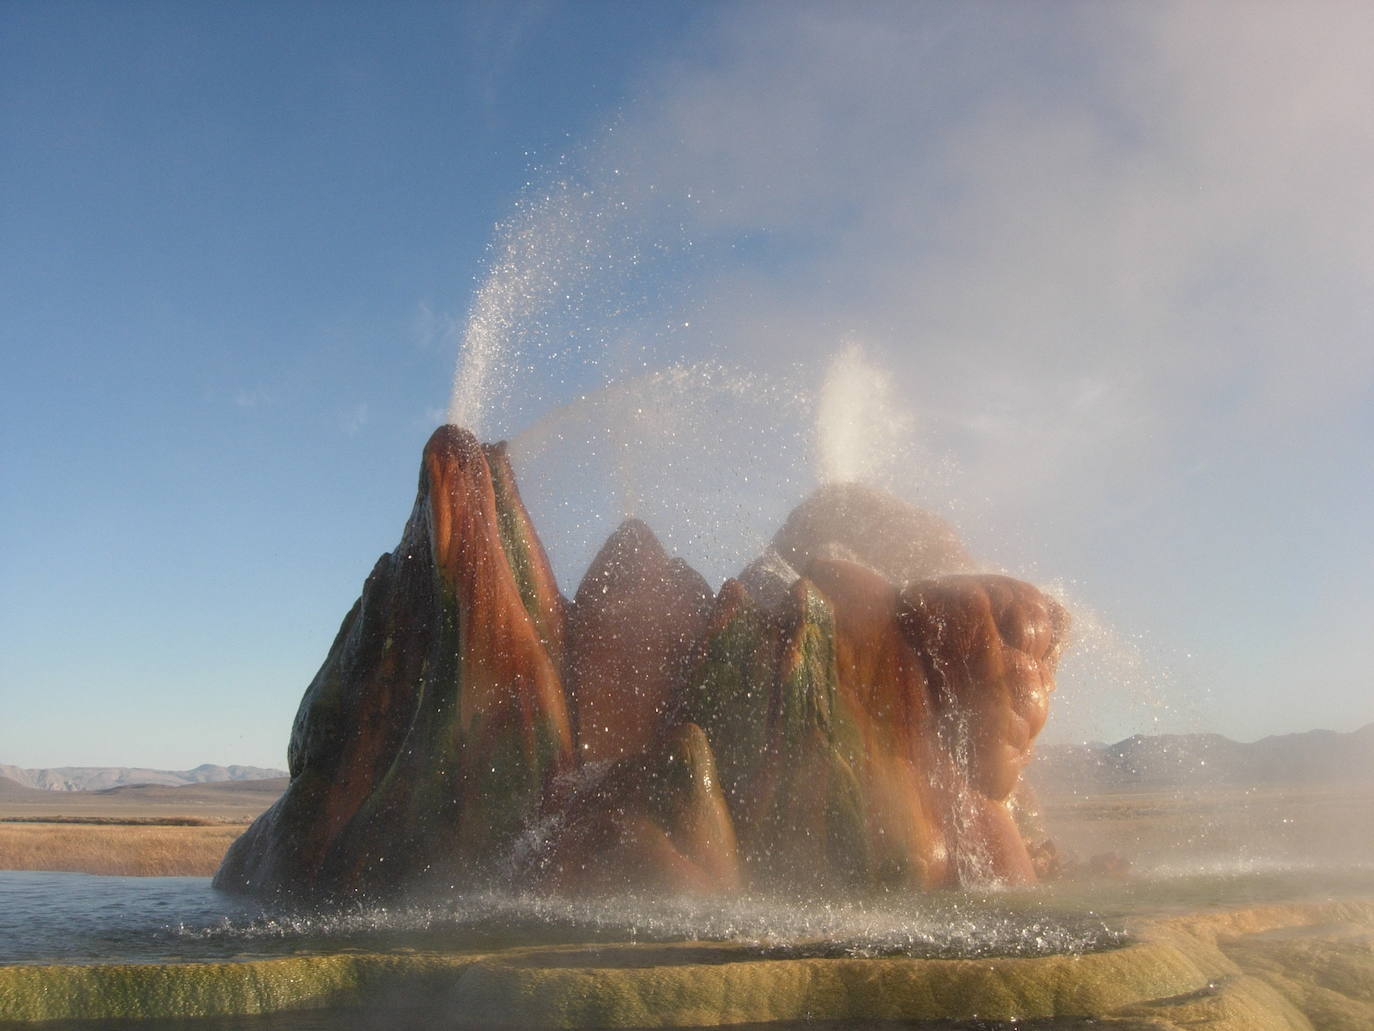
<box><xmin>0</xmin><ymin>777</ymin><xmax>284</xmax><ymax>876</ymax></box>
<box><xmin>3</xmin><ymin>773</ymin><xmax>1370</xmax><ymax>883</ymax></box>
<box><xmin>1042</xmin><ymin>782</ymin><xmax>1374</xmax><ymax>880</ymax></box>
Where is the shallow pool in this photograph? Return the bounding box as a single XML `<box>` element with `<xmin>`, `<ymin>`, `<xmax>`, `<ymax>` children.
<box><xmin>5</xmin><ymin>856</ymin><xmax>1373</xmax><ymax>968</ymax></box>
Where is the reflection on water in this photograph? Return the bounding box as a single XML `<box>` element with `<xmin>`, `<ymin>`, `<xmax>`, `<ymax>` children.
<box><xmin>4</xmin><ymin>858</ymin><xmax>1373</xmax><ymax>968</ymax></box>
<box><xmin>0</xmin><ymin>872</ymin><xmax>265</xmax><ymax>965</ymax></box>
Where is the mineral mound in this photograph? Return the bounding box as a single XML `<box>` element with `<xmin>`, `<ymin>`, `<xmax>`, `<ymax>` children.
<box><xmin>216</xmin><ymin>426</ymin><xmax>1068</xmax><ymax>902</ymax></box>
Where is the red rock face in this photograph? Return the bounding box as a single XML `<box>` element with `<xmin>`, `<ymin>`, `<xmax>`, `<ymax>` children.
<box><xmin>483</xmin><ymin>441</ymin><xmax>568</xmax><ymax>667</ymax></box>
<box><xmin>422</xmin><ymin>427</ymin><xmax>575</xmax><ymax>872</ymax></box>
<box><xmin>567</xmin><ymin>519</ymin><xmax>713</xmax><ymax>762</ymax></box>
<box><xmin>898</xmin><ymin>574</ymin><xmax>1069</xmax><ymax>886</ymax></box>
<box><xmin>677</xmin><ymin>576</ymin><xmax>887</xmax><ymax>891</ymax></box>
<box><xmin>522</xmin><ymin>723</ymin><xmax>742</xmax><ymax>895</ymax></box>
<box><xmin>213</xmin><ymin>525</ymin><xmax>438</xmax><ymax>901</ymax></box>
<box><xmin>216</xmin><ymin>427</ymin><xmax>573</xmax><ymax>902</ymax></box>
<box><xmin>899</xmin><ymin>575</ymin><xmax>1067</xmax><ymax>802</ymax></box>
<box><xmin>806</xmin><ymin>558</ymin><xmax>951</xmax><ymax>889</ymax></box>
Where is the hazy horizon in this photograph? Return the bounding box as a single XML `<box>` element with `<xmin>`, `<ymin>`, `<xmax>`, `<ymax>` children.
<box><xmin>3</xmin><ymin>720</ymin><xmax>1371</xmax><ymax>778</ymax></box>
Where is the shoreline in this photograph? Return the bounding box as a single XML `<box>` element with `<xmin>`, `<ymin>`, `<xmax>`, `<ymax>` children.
<box><xmin>2</xmin><ymin>901</ymin><xmax>1371</xmax><ymax>1027</ymax></box>
<box><xmin>1</xmin><ymin>815</ymin><xmax>241</xmax><ymax>826</ymax></box>
<box><xmin>5</xmin><ymin>780</ymin><xmax>1372</xmax><ymax>879</ymax></box>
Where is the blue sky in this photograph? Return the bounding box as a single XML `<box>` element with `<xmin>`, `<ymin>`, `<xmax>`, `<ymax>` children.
<box><xmin>3</xmin><ymin>1</ymin><xmax>1372</xmax><ymax>769</ymax></box>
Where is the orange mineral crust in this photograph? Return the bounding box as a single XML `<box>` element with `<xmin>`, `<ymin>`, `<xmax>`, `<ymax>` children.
<box><xmin>483</xmin><ymin>440</ymin><xmax>568</xmax><ymax>667</ymax></box>
<box><xmin>217</xmin><ymin>427</ymin><xmax>573</xmax><ymax>902</ymax></box>
<box><xmin>899</xmin><ymin>574</ymin><xmax>1070</xmax><ymax>885</ymax></box>
<box><xmin>807</xmin><ymin>557</ymin><xmax>950</xmax><ymax>890</ymax></box>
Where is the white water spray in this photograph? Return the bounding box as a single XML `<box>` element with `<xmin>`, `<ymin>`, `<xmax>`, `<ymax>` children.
<box><xmin>507</xmin><ymin>360</ymin><xmax>814</xmax><ymax>589</ymax></box>
<box><xmin>446</xmin><ymin>178</ymin><xmax>630</xmax><ymax>436</ymax></box>
<box><xmin>815</xmin><ymin>342</ymin><xmax>916</xmax><ymax>487</ymax></box>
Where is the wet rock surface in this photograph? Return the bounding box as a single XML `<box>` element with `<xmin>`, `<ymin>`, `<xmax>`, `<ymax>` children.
<box><xmin>216</xmin><ymin>428</ymin><xmax>1069</xmax><ymax>903</ymax></box>
<box><xmin>216</xmin><ymin>428</ymin><xmax>574</xmax><ymax>902</ymax></box>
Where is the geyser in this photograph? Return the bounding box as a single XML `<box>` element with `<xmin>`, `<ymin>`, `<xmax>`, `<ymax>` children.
<box><xmin>215</xmin><ymin>424</ymin><xmax>1069</xmax><ymax>903</ymax></box>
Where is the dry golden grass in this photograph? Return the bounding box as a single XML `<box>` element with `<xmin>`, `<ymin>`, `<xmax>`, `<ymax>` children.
<box><xmin>0</xmin><ymin>822</ymin><xmax>245</xmax><ymax>876</ymax></box>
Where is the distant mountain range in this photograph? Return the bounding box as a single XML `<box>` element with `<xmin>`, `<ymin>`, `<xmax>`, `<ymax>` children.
<box><xmin>5</xmin><ymin>724</ymin><xmax>1370</xmax><ymax>796</ymax></box>
<box><xmin>0</xmin><ymin>763</ymin><xmax>287</xmax><ymax>792</ymax></box>
<box><xmin>1029</xmin><ymin>723</ymin><xmax>1374</xmax><ymax>796</ymax></box>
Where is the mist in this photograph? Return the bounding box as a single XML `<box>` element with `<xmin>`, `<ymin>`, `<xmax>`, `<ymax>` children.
<box><xmin>445</xmin><ymin>0</ymin><xmax>1374</xmax><ymax>745</ymax></box>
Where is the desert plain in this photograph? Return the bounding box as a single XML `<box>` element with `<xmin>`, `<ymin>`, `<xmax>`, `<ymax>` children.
<box><xmin>4</xmin><ymin>771</ymin><xmax>1373</xmax><ymax>887</ymax></box>
<box><xmin>0</xmin><ymin>777</ymin><xmax>285</xmax><ymax>877</ymax></box>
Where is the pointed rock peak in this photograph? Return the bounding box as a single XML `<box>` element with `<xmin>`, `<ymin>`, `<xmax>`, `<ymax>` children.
<box><xmin>423</xmin><ymin>424</ymin><xmax>485</xmax><ymax>475</ymax></box>
<box><xmin>481</xmin><ymin>440</ymin><xmax>522</xmax><ymax>494</ymax></box>
<box><xmin>658</xmin><ymin>721</ymin><xmax>716</xmax><ymax>769</ymax></box>
<box><xmin>568</xmin><ymin>518</ymin><xmax>713</xmax><ymax>763</ymax></box>
<box><xmin>482</xmin><ymin>437</ymin><xmax>513</xmax><ymax>463</ymax></box>
<box><xmin>783</xmin><ymin>573</ymin><xmax>834</xmax><ymax>626</ymax></box>
<box><xmin>613</xmin><ymin>516</ymin><xmax>658</xmax><ymax>541</ymax></box>
<box><xmin>600</xmin><ymin>517</ymin><xmax>667</xmax><ymax>565</ymax></box>
<box><xmin>713</xmin><ymin>577</ymin><xmax>755</xmax><ymax>618</ymax></box>
<box><xmin>480</xmin><ymin>437</ymin><xmax>568</xmax><ymax>661</ymax></box>
<box><xmin>574</xmin><ymin>518</ymin><xmax>679</xmax><ymax>601</ymax></box>
<box><xmin>772</xmin><ymin>482</ymin><xmax>973</xmax><ymax>585</ymax></box>
<box><xmin>737</xmin><ymin>547</ymin><xmax>800</xmax><ymax>614</ymax></box>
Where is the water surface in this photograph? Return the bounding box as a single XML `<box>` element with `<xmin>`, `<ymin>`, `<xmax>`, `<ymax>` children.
<box><xmin>6</xmin><ymin>856</ymin><xmax>1372</xmax><ymax>968</ymax></box>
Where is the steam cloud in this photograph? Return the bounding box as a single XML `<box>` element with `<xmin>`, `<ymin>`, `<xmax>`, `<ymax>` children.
<box><xmin>447</xmin><ymin>0</ymin><xmax>1374</xmax><ymax>742</ymax></box>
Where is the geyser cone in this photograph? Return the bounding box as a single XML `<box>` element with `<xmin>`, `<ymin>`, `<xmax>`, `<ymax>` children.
<box><xmin>568</xmin><ymin>518</ymin><xmax>713</xmax><ymax>761</ymax></box>
<box><xmin>772</xmin><ymin>482</ymin><xmax>973</xmax><ymax>584</ymax></box>
<box><xmin>806</xmin><ymin>557</ymin><xmax>951</xmax><ymax>889</ymax></box>
<box><xmin>681</xmin><ymin>577</ymin><xmax>874</xmax><ymax>890</ymax></box>
<box><xmin>216</xmin><ymin>427</ymin><xmax>573</xmax><ymax>901</ymax></box>
<box><xmin>483</xmin><ymin>440</ymin><xmax>568</xmax><ymax>667</ymax></box>
<box><xmin>212</xmin><ymin>515</ymin><xmax>439</xmax><ymax>900</ymax></box>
